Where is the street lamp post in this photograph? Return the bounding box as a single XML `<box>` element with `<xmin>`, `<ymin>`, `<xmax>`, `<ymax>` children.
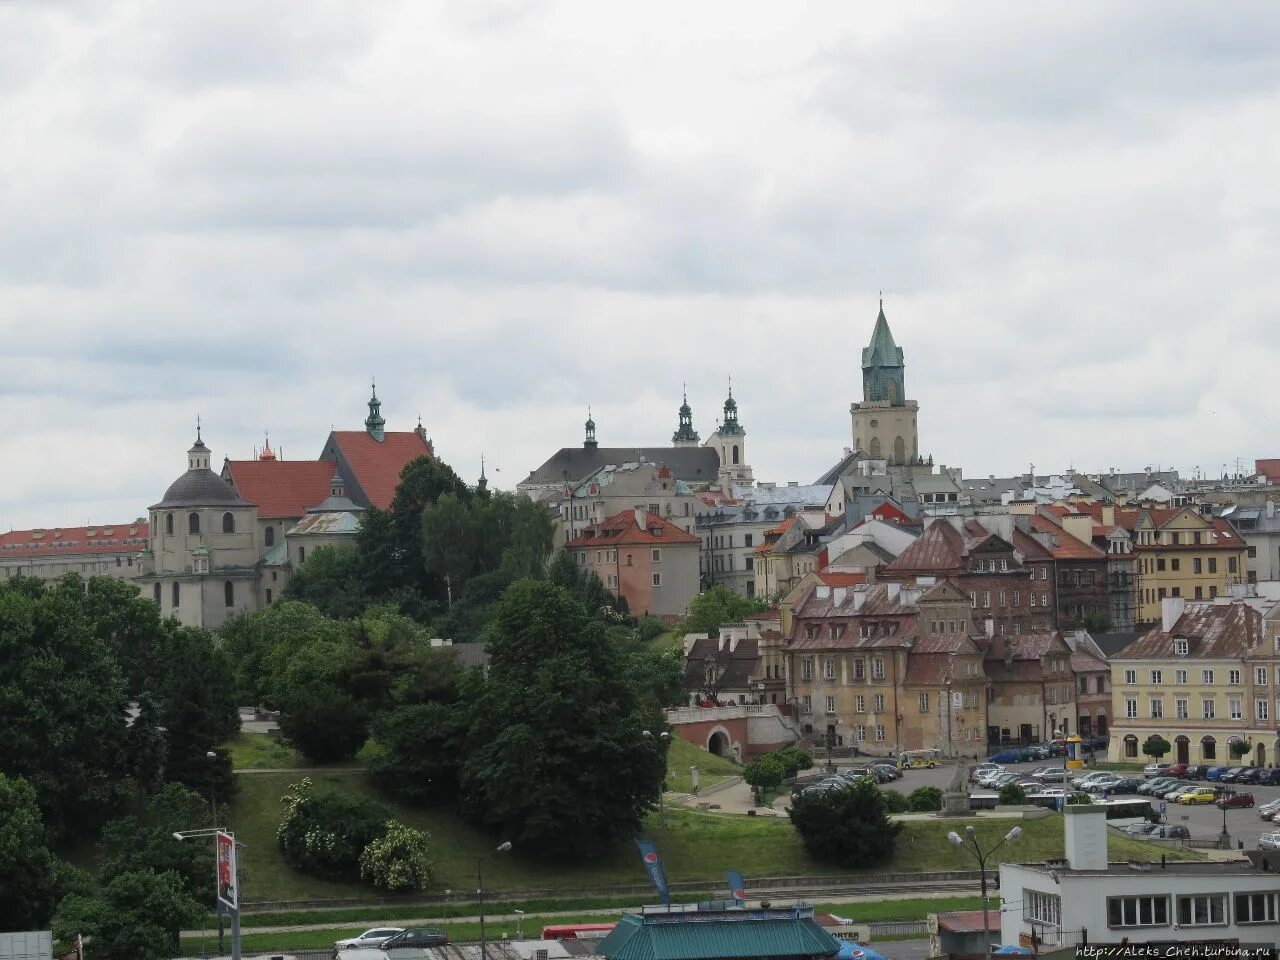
<box><xmin>173</xmin><ymin>828</ymin><xmax>243</xmax><ymax>960</ymax></box>
<box><xmin>825</xmin><ymin>719</ymin><xmax>840</xmax><ymax>773</ymax></box>
<box><xmin>948</xmin><ymin>824</ymin><xmax>1022</xmax><ymax>960</ymax></box>
<box><xmin>478</xmin><ymin>841</ymin><xmax>512</xmax><ymax>960</ymax></box>
<box><xmin>514</xmin><ymin>909</ymin><xmax>525</xmax><ymax>941</ymax></box>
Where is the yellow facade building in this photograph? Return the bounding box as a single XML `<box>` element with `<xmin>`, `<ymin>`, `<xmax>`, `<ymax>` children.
<box><xmin>1132</xmin><ymin>507</ymin><xmax>1247</xmax><ymax>625</ymax></box>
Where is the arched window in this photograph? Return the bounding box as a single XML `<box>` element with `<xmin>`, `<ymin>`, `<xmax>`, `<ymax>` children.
<box><xmin>224</xmin><ymin>581</ymin><xmax>234</xmax><ymax>607</ymax></box>
<box><xmin>298</xmin><ymin>546</ymin><xmax>306</xmax><ymax>564</ymax></box>
<box><xmin>264</xmin><ymin>526</ymin><xmax>275</xmax><ymax>547</ymax></box>
<box><xmin>166</xmin><ymin>513</ymin><xmax>174</xmax><ymax>535</ymax></box>
<box><xmin>153</xmin><ymin>583</ymin><xmax>161</xmax><ymax>605</ymax></box>
<box><xmin>732</xmin><ymin>444</ymin><xmax>740</xmax><ymax>465</ymax></box>
<box><xmin>869</xmin><ymin>437</ymin><xmax>882</xmax><ymax>458</ymax></box>
<box><xmin>886</xmin><ymin>380</ymin><xmax>898</xmax><ymax>403</ymax></box>
<box><xmin>188</xmin><ymin>512</ymin><xmax>200</xmax><ymax>534</ymax></box>
<box><xmin>893</xmin><ymin>436</ymin><xmax>906</xmax><ymax>464</ymax></box>
<box><xmin>171</xmin><ymin>582</ymin><xmax>180</xmax><ymax>607</ymax></box>
<box><xmin>1123</xmin><ymin>734</ymin><xmax>1138</xmax><ymax>758</ymax></box>
<box><xmin>222</xmin><ymin>512</ymin><xmax>235</xmax><ymax>534</ymax></box>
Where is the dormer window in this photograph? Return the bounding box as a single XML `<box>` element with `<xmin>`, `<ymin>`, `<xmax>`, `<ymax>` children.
<box><xmin>1175</xmin><ymin>638</ymin><xmax>1188</xmax><ymax>656</ymax></box>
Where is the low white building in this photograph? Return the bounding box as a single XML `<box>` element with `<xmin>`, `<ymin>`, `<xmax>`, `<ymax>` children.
<box><xmin>1000</xmin><ymin>805</ymin><xmax>1280</xmax><ymax>950</ymax></box>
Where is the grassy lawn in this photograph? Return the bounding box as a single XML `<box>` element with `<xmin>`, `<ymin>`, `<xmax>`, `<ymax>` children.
<box><xmin>665</xmin><ymin>737</ymin><xmax>740</xmax><ymax>794</ymax></box>
<box><xmin>646</xmin><ymin>626</ymin><xmax>685</xmax><ymax>653</ymax></box>
<box><xmin>231</xmin><ymin>771</ymin><xmax>1199</xmax><ymax>905</ymax></box>
<box><xmin>224</xmin><ymin>732</ymin><xmax>308</xmax><ymax>770</ymax></box>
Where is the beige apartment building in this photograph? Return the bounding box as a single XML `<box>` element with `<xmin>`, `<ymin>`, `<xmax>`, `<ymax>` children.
<box><xmin>1108</xmin><ymin>597</ymin><xmax>1280</xmax><ymax>767</ymax></box>
<box><xmin>0</xmin><ymin>522</ymin><xmax>150</xmax><ymax>584</ymax></box>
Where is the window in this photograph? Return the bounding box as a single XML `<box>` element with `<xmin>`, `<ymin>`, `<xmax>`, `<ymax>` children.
<box><xmin>298</xmin><ymin>546</ymin><xmax>306</xmax><ymax>564</ymax></box>
<box><xmin>801</xmin><ymin>660</ymin><xmax>813</xmax><ymax>680</ymax></box>
<box><xmin>1150</xmin><ymin>669</ymin><xmax>1162</xmax><ymax>685</ymax></box>
<box><xmin>1176</xmin><ymin>894</ymin><xmax>1226</xmax><ymax>927</ymax></box>
<box><xmin>874</xmin><ymin>694</ymin><xmax>885</xmax><ymax>712</ymax></box>
<box><xmin>1000</xmin><ymin>559</ymin><xmax>1008</xmax><ymax>572</ymax></box>
<box><xmin>171</xmin><ymin>582</ymin><xmax>179</xmax><ymax>607</ymax></box>
<box><xmin>824</xmin><ymin>696</ymin><xmax>836</xmax><ymax>714</ymax></box>
<box><xmin>854</xmin><ymin>658</ymin><xmax>865</xmax><ymax>679</ymax></box>
<box><xmin>222</xmin><ymin>512</ymin><xmax>235</xmax><ymax>534</ymax></box>
<box><xmin>1157</xmin><ymin>558</ymin><xmax>1166</xmax><ymax>571</ymax></box>
<box><xmin>1209</xmin><ymin>558</ymin><xmax>1217</xmax><ymax>574</ymax></box>
<box><xmin>1040</xmin><ymin>592</ymin><xmax>1048</xmax><ymax>607</ymax></box>
<box><xmin>824</xmin><ymin>659</ymin><xmax>835</xmax><ymax>680</ymax></box>
<box><xmin>1125</xmin><ymin>698</ymin><xmax>1138</xmax><ymax>719</ymax></box>
<box><xmin>1229</xmin><ymin>669</ymin><xmax>1241</xmax><ymax>685</ymax></box>
<box><xmin>224</xmin><ymin>581</ymin><xmax>234</xmax><ymax>607</ymax></box>
<box><xmin>1203</xmin><ymin>669</ymin><xmax>1215</xmax><ymax>685</ymax></box>
<box><xmin>1203</xmin><ymin>699</ymin><xmax>1216</xmax><ymax>720</ymax></box>
<box><xmin>1229</xmin><ymin>698</ymin><xmax>1242</xmax><ymax>720</ymax></box>
<box><xmin>1149</xmin><ymin>699</ymin><xmax>1163</xmax><ymax>719</ymax></box>
<box><xmin>188</xmin><ymin>512</ymin><xmax>200</xmax><ymax>534</ymax></box>
<box><xmin>919</xmin><ymin>693</ymin><xmax>929</xmax><ymax>713</ymax></box>
<box><xmin>153</xmin><ymin>583</ymin><xmax>161</xmax><ymax>605</ymax></box>
<box><xmin>745</xmin><ymin>556</ymin><xmax>753</xmax><ymax>571</ymax></box>
<box><xmin>1025</xmin><ymin>890</ymin><xmax>1062</xmax><ymax>927</ymax></box>
<box><xmin>1170</xmin><ymin>558</ymin><xmax>1180</xmax><ymax>572</ymax></box>
<box><xmin>1257</xmin><ymin>699</ymin><xmax>1270</xmax><ymax>722</ymax></box>
<box><xmin>265</xmin><ymin>589</ymin><xmax>272</xmax><ymax>604</ymax></box>
<box><xmin>1124</xmin><ymin>669</ymin><xmax>1136</xmax><ymax>684</ymax></box>
<box><xmin>165</xmin><ymin>513</ymin><xmax>174</xmax><ymax>535</ymax></box>
<box><xmin>652</xmin><ymin>549</ymin><xmax>661</xmax><ymax>563</ymax></box>
<box><xmin>1123</xmin><ymin>735</ymin><xmax>1139</xmax><ymax>758</ymax></box>
<box><xmin>874</xmin><ymin>724</ymin><xmax>885</xmax><ymax>741</ymax></box>
<box><xmin>1174</xmin><ymin>639</ymin><xmax>1188</xmax><ymax>656</ymax></box>
<box><xmin>988</xmin><ymin>560</ymin><xmax>996</xmax><ymax>572</ymax></box>
<box><xmin>855</xmin><ymin>724</ymin><xmax>866</xmax><ymax>742</ymax></box>
<box><xmin>1175</xmin><ymin>698</ymin><xmax>1189</xmax><ymax>719</ymax></box>
<box><xmin>802</xmin><ymin>695</ymin><xmax>812</xmax><ymax>713</ymax></box>
<box><xmin>1193</xmin><ymin>557</ymin><xmax>1202</xmax><ymax>574</ymax></box>
<box><xmin>855</xmin><ymin>695</ymin><xmax>865</xmax><ymax>712</ymax></box>
<box><xmin>981</xmin><ymin>591</ymin><xmax>990</xmax><ymax>607</ymax></box>
<box><xmin>1040</xmin><ymin>566</ymin><xmax>1047</xmax><ymax>580</ymax></box>
<box><xmin>1257</xmin><ymin>667</ymin><xmax>1269</xmax><ymax>686</ymax></box>
<box><xmin>1175</xmin><ymin>668</ymin><xmax>1187</xmax><ymax>684</ymax></box>
<box><xmin>1229</xmin><ymin>557</ymin><xmax>1238</xmax><ymax>574</ymax></box>
<box><xmin>1012</xmin><ymin>591</ymin><xmax>1020</xmax><ymax>607</ymax></box>
<box><xmin>1235</xmin><ymin>892</ymin><xmax>1279</xmax><ymax>924</ymax></box>
<box><xmin>264</xmin><ymin>526</ymin><xmax>275</xmax><ymax>547</ymax></box>
<box><xmin>1107</xmin><ymin>895</ymin><xmax>1169</xmax><ymax>928</ymax></box>
<box><xmin>872</xmin><ymin>658</ymin><xmax>885</xmax><ymax>679</ymax></box>
<box><xmin>998</xmin><ymin>591</ymin><xmax>1006</xmax><ymax>607</ymax></box>
<box><xmin>1202</xmin><ymin>737</ymin><xmax>1216</xmax><ymax>760</ymax></box>
<box><xmin>744</xmin><ymin>534</ymin><xmax>753</xmax><ymax>547</ymax></box>
<box><xmin>969</xmin><ymin>591</ymin><xmax>977</xmax><ymax>608</ymax></box>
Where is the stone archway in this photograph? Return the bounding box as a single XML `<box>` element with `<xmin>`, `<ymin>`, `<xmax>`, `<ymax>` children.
<box><xmin>1256</xmin><ymin>741</ymin><xmax>1267</xmax><ymax>767</ymax></box>
<box><xmin>706</xmin><ymin>726</ymin><xmax>732</xmax><ymax>757</ymax></box>
<box><xmin>1175</xmin><ymin>735</ymin><xmax>1190</xmax><ymax>765</ymax></box>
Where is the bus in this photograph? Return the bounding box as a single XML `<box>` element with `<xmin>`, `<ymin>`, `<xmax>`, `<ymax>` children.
<box><xmin>897</xmin><ymin>749</ymin><xmax>941</xmax><ymax>769</ymax></box>
<box><xmin>540</xmin><ymin>924</ymin><xmax>616</xmax><ymax>941</ymax></box>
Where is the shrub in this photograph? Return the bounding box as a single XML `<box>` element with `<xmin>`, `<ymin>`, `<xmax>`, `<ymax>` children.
<box><xmin>788</xmin><ymin>777</ymin><xmax>902</xmax><ymax>867</ymax></box>
<box><xmin>743</xmin><ymin>754</ymin><xmax>787</xmax><ymax>792</ymax></box>
<box><xmin>359</xmin><ymin>820</ymin><xmax>433</xmax><ymax>892</ymax></box>
<box><xmin>277</xmin><ymin>686</ymin><xmax>368</xmax><ymax>763</ymax></box>
<box><xmin>907</xmin><ymin>786</ymin><xmax>943</xmax><ymax>812</ymax></box>
<box><xmin>881</xmin><ymin>789</ymin><xmax>910</xmax><ymax>813</ymax></box>
<box><xmin>636</xmin><ymin>617</ymin><xmax>667</xmax><ymax>641</ymax></box>
<box><xmin>774</xmin><ymin>747</ymin><xmax>813</xmax><ymax>778</ymax></box>
<box><xmin>998</xmin><ymin>783</ymin><xmax>1029</xmax><ymax>805</ymax></box>
<box><xmin>277</xmin><ymin>778</ymin><xmax>388</xmax><ymax>879</ymax></box>
<box><xmin>1229</xmin><ymin>739</ymin><xmax>1252</xmax><ymax>760</ymax></box>
<box><xmin>1067</xmin><ymin>792</ymin><xmax>1092</xmax><ymax>805</ymax></box>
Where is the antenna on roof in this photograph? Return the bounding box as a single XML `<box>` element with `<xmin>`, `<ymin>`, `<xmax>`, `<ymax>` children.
<box><xmin>196</xmin><ymin>414</ymin><xmax>202</xmax><ymax>441</ymax></box>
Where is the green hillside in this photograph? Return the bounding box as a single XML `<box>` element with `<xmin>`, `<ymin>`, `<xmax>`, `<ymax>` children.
<box><xmin>664</xmin><ymin>736</ymin><xmax>741</xmax><ymax>794</ymax></box>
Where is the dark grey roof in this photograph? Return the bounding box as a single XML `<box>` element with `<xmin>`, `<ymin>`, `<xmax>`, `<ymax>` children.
<box><xmin>815</xmin><ymin>449</ymin><xmax>872</xmax><ymax>486</ymax></box>
<box><xmin>521</xmin><ymin>446</ymin><xmax>720</xmax><ymax>487</ymax></box>
<box><xmin>446</xmin><ymin>642</ymin><xmax>489</xmax><ymax>670</ymax></box>
<box><xmin>152</xmin><ymin>469</ymin><xmax>250</xmax><ymax>509</ymax></box>
<box><xmin>682</xmin><ymin>634</ymin><xmax>760</xmax><ymax>692</ymax></box>
<box><xmin>1091</xmin><ymin>631</ymin><xmax>1143</xmax><ymax>656</ymax></box>
<box><xmin>306</xmin><ymin>494</ymin><xmax>364</xmax><ymax>514</ymax></box>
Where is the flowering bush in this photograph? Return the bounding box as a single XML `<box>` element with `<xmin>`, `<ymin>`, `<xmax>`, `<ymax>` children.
<box><xmin>277</xmin><ymin>778</ymin><xmax>389</xmax><ymax>879</ymax></box>
<box><xmin>359</xmin><ymin>820</ymin><xmax>434</xmax><ymax>891</ymax></box>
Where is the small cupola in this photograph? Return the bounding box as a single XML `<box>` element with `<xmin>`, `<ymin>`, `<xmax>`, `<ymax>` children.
<box><xmin>188</xmin><ymin>419</ymin><xmax>211</xmax><ymax>471</ymax></box>
<box><xmin>584</xmin><ymin>407</ymin><xmax>598</xmax><ymax>450</ymax></box>
<box><xmin>365</xmin><ymin>380</ymin><xmax>386</xmax><ymax>442</ymax></box>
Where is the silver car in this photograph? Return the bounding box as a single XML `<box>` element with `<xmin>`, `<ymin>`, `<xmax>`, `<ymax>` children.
<box><xmin>334</xmin><ymin>929</ymin><xmax>405</xmax><ymax>956</ymax></box>
<box><xmin>1259</xmin><ymin>833</ymin><xmax>1280</xmax><ymax>852</ymax></box>
<box><xmin>1258</xmin><ymin>798</ymin><xmax>1280</xmax><ymax>820</ymax></box>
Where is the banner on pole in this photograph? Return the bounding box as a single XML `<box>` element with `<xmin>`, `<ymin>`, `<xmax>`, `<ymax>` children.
<box><xmin>636</xmin><ymin>839</ymin><xmax>671</xmax><ymax>906</ymax></box>
<box><xmin>216</xmin><ymin>831</ymin><xmax>238</xmax><ymax>911</ymax></box>
<box><xmin>727</xmin><ymin>869</ymin><xmax>746</xmax><ymax>907</ymax></box>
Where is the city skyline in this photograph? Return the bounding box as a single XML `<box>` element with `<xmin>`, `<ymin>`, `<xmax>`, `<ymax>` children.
<box><xmin>4</xmin><ymin>2</ymin><xmax>1279</xmax><ymax>529</ymax></box>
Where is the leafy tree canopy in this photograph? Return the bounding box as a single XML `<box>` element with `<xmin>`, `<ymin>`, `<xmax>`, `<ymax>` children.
<box><xmin>685</xmin><ymin>586</ymin><xmax>769</xmax><ymax>636</ymax></box>
<box><xmin>787</xmin><ymin>779</ymin><xmax>902</xmax><ymax>867</ymax></box>
<box><xmin>53</xmin><ymin>870</ymin><xmax>202</xmax><ymax>960</ymax></box>
<box><xmin>1142</xmin><ymin>734</ymin><xmax>1172</xmax><ymax>760</ymax></box>
<box><xmin>283</xmin><ymin>544</ymin><xmax>369</xmax><ymax>620</ymax></box>
<box><xmin>0</xmin><ymin>773</ymin><xmax>62</xmax><ymax>929</ymax></box>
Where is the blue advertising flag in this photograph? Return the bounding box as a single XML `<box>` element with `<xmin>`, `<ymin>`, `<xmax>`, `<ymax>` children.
<box><xmin>727</xmin><ymin>869</ymin><xmax>746</xmax><ymax>907</ymax></box>
<box><xmin>636</xmin><ymin>839</ymin><xmax>671</xmax><ymax>906</ymax></box>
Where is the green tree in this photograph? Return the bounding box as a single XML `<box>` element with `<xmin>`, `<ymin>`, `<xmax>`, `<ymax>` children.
<box><xmin>421</xmin><ymin>491</ymin><xmax>477</xmax><ymax>608</ymax></box>
<box><xmin>283</xmin><ymin>544</ymin><xmax>369</xmax><ymax>619</ymax></box>
<box><xmin>0</xmin><ymin>576</ymin><xmax>129</xmax><ymax>839</ymax></box>
<box><xmin>743</xmin><ymin>755</ymin><xmax>787</xmax><ymax>802</ymax></box>
<box><xmin>96</xmin><ymin>784</ymin><xmax>209</xmax><ymax>903</ymax></box>
<box><xmin>787</xmin><ymin>778</ymin><xmax>902</xmax><ymax>867</ymax></box>
<box><xmin>685</xmin><ymin>586</ymin><xmax>768</xmax><ymax>636</ymax></box>
<box><xmin>0</xmin><ymin>773</ymin><xmax>62</xmax><ymax>929</ymax></box>
<box><xmin>998</xmin><ymin>783</ymin><xmax>1029</xmax><ymax>805</ymax></box>
<box><xmin>368</xmin><ymin>701</ymin><xmax>469</xmax><ymax>804</ymax></box>
<box><xmin>460</xmin><ymin>580</ymin><xmax>667</xmax><ymax>856</ymax></box>
<box><xmin>907</xmin><ymin>786</ymin><xmax>943</xmax><ymax>812</ymax></box>
<box><xmin>387</xmin><ymin>457</ymin><xmax>470</xmax><ymax>598</ymax></box>
<box><xmin>1142</xmin><ymin>734</ymin><xmax>1172</xmax><ymax>760</ymax></box>
<box><xmin>124</xmin><ymin>693</ymin><xmax>167</xmax><ymax>794</ymax></box>
<box><xmin>774</xmin><ymin>747</ymin><xmax>813</xmax><ymax>778</ymax></box>
<box><xmin>81</xmin><ymin>576</ymin><xmax>166</xmax><ymax>697</ymax></box>
<box><xmin>359</xmin><ymin>820</ymin><xmax>434</xmax><ymax>891</ymax></box>
<box><xmin>53</xmin><ymin>870</ymin><xmax>203</xmax><ymax>960</ymax></box>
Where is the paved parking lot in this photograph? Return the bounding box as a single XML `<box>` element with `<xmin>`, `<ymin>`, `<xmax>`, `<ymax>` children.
<box><xmin>837</xmin><ymin>759</ymin><xmax>1280</xmax><ymax>850</ymax></box>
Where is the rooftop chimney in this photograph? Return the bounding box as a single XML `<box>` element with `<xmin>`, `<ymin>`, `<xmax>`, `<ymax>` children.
<box><xmin>1101</xmin><ymin>504</ymin><xmax>1115</xmax><ymax>527</ymax></box>
<box><xmin>886</xmin><ymin>582</ymin><xmax>901</xmax><ymax>602</ymax></box>
<box><xmin>1064</xmin><ymin>805</ymin><xmax>1108</xmax><ymax>870</ymax></box>
<box><xmin>1161</xmin><ymin>596</ymin><xmax>1186</xmax><ymax>633</ymax></box>
<box><xmin>634</xmin><ymin>507</ymin><xmax>647</xmax><ymax>529</ymax></box>
<box><xmin>832</xmin><ymin>586</ymin><xmax>847</xmax><ymax>606</ymax></box>
<box><xmin>853</xmin><ymin>588</ymin><xmax>867</xmax><ymax>611</ymax></box>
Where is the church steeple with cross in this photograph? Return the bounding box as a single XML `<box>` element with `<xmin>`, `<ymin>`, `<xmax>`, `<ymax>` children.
<box><xmin>851</xmin><ymin>296</ymin><xmax>919</xmax><ymax>466</ymax></box>
<box><xmin>672</xmin><ymin>383</ymin><xmax>701</xmax><ymax>447</ymax></box>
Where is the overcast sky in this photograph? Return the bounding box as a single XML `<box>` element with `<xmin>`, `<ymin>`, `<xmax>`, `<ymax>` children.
<box><xmin>3</xmin><ymin>1</ymin><xmax>1279</xmax><ymax>530</ymax></box>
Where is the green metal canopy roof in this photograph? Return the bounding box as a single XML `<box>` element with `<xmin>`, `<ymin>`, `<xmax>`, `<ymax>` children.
<box><xmin>599</xmin><ymin>910</ymin><xmax>841</xmax><ymax>960</ymax></box>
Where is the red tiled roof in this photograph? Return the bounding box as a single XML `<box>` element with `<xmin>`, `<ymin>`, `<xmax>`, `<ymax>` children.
<box><xmin>744</xmin><ymin>607</ymin><xmax>782</xmax><ymax>621</ymax></box>
<box><xmin>567</xmin><ymin>510</ymin><xmax>699</xmax><ymax>548</ymax></box>
<box><xmin>883</xmin><ymin>522</ymin><xmax>965</xmax><ymax>574</ymax></box>
<box><xmin>903</xmin><ymin>652</ymin><xmax>954</xmax><ymax>685</ymax></box>
<box><xmin>327</xmin><ymin>431</ymin><xmax>433</xmax><ymax>510</ymax></box>
<box><xmin>1044</xmin><ymin>504</ymin><xmax>1072</xmax><ymax>519</ymax></box>
<box><xmin>911</xmin><ymin>634</ymin><xmax>969</xmax><ymax>654</ymax></box>
<box><xmin>1116</xmin><ymin>602</ymin><xmax>1262</xmax><ymax>660</ymax></box>
<box><xmin>1070</xmin><ymin>650</ymin><xmax>1109</xmax><ymax>674</ymax></box>
<box><xmin>0</xmin><ymin>522</ymin><xmax>150</xmax><ymax>557</ymax></box>
<box><xmin>225</xmin><ymin>459</ymin><xmax>336</xmax><ymax>519</ymax></box>
<box><xmin>1029</xmin><ymin>515</ymin><xmax>1105</xmax><ymax>560</ymax></box>
<box><xmin>817</xmin><ymin>571</ymin><xmax>868</xmax><ymax>588</ymax></box>
<box><xmin>763</xmin><ymin>516</ymin><xmax>796</xmax><ymax>537</ymax></box>
<box><xmin>1011</xmin><ymin>526</ymin><xmax>1054</xmax><ymax>562</ymax></box>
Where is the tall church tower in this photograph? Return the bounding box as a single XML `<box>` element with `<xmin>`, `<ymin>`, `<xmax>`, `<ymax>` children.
<box><xmin>850</xmin><ymin>300</ymin><xmax>919</xmax><ymax>466</ymax></box>
<box><xmin>672</xmin><ymin>386</ymin><xmax>700</xmax><ymax>447</ymax></box>
<box><xmin>704</xmin><ymin>380</ymin><xmax>754</xmax><ymax>490</ymax></box>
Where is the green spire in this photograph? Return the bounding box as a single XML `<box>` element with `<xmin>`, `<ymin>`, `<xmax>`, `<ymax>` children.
<box><xmin>365</xmin><ymin>379</ymin><xmax>386</xmax><ymax>441</ymax></box>
<box><xmin>861</xmin><ymin>298</ymin><xmax>906</xmax><ymax>405</ymax></box>
<box><xmin>672</xmin><ymin>383</ymin><xmax>700</xmax><ymax>444</ymax></box>
<box><xmin>584</xmin><ymin>407</ymin><xmax>597</xmax><ymax>449</ymax></box>
<box><xmin>719</xmin><ymin>376</ymin><xmax>744</xmax><ymax>436</ymax></box>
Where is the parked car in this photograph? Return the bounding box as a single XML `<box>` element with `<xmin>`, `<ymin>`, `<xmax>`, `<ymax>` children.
<box><xmin>1255</xmin><ymin>769</ymin><xmax>1280</xmax><ymax>786</ymax></box>
<box><xmin>1165</xmin><ymin>763</ymin><xmax>1188</xmax><ymax>778</ymax></box>
<box><xmin>1205</xmin><ymin>766</ymin><xmax>1230</xmax><ymax>781</ymax></box>
<box><xmin>989</xmin><ymin>749</ymin><xmax>1024</xmax><ymax>764</ymax></box>
<box><xmin>1259</xmin><ymin>833</ymin><xmax>1280</xmax><ymax>852</ymax></box>
<box><xmin>1235</xmin><ymin>767</ymin><xmax>1263</xmax><ymax>785</ymax></box>
<box><xmin>1122</xmin><ymin>822</ymin><xmax>1159</xmax><ymax>836</ymax></box>
<box><xmin>1150</xmin><ymin>824</ymin><xmax>1190</xmax><ymax>840</ymax></box>
<box><xmin>1084</xmin><ymin>776</ymin><xmax>1124</xmax><ymax>794</ymax></box>
<box><xmin>1219</xmin><ymin>767</ymin><xmax>1249</xmax><ymax>783</ymax></box>
<box><xmin>1143</xmin><ymin>762</ymin><xmax>1172</xmax><ymax>777</ymax></box>
<box><xmin>1216</xmin><ymin>792</ymin><xmax>1255</xmax><ymax>809</ymax></box>
<box><xmin>335</xmin><ymin>929</ymin><xmax>406</xmax><ymax>955</ymax></box>
<box><xmin>1183</xmin><ymin>765</ymin><xmax>1208</xmax><ymax>780</ymax></box>
<box><xmin>1176</xmin><ymin>787</ymin><xmax>1218</xmax><ymax>805</ymax></box>
<box><xmin>1137</xmin><ymin>777</ymin><xmax>1178</xmax><ymax>796</ymax></box>
<box><xmin>1162</xmin><ymin>782</ymin><xmax>1197</xmax><ymax>801</ymax></box>
<box><xmin>1073</xmin><ymin>772</ymin><xmax>1115</xmax><ymax>789</ymax></box>
<box><xmin>377</xmin><ymin>929</ymin><xmax>450</xmax><ymax>959</ymax></box>
<box><xmin>873</xmin><ymin>763</ymin><xmax>902</xmax><ymax>781</ymax></box>
<box><xmin>1030</xmin><ymin>767</ymin><xmax>1069</xmax><ymax>783</ymax></box>
<box><xmin>975</xmin><ymin>770</ymin><xmax>1005</xmax><ymax>788</ymax></box>
<box><xmin>1104</xmin><ymin>777</ymin><xmax>1143</xmax><ymax>795</ymax></box>
<box><xmin>1256</xmin><ymin>798</ymin><xmax>1280</xmax><ymax>820</ymax></box>
<box><xmin>970</xmin><ymin>763</ymin><xmax>1002</xmax><ymax>783</ymax></box>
